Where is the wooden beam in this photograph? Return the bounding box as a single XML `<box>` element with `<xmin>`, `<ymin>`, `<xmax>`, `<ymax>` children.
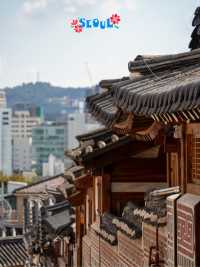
<box><xmin>111</xmin><ymin>182</ymin><xmax>167</xmax><ymax>193</ymax></box>
<box><xmin>83</xmin><ymin>141</ymin><xmax>156</xmax><ymax>169</ymax></box>
<box><xmin>68</xmin><ymin>190</ymin><xmax>85</xmax><ymax>206</ymax></box>
<box><xmin>74</xmin><ymin>174</ymin><xmax>93</xmax><ymax>190</ymax></box>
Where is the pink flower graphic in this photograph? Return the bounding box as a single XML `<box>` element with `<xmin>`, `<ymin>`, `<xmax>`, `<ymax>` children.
<box><xmin>71</xmin><ymin>19</ymin><xmax>78</xmax><ymax>27</ymax></box>
<box><xmin>70</xmin><ymin>18</ymin><xmax>83</xmax><ymax>33</ymax></box>
<box><xmin>74</xmin><ymin>24</ymin><xmax>83</xmax><ymax>33</ymax></box>
<box><xmin>110</xmin><ymin>14</ymin><xmax>121</xmax><ymax>24</ymax></box>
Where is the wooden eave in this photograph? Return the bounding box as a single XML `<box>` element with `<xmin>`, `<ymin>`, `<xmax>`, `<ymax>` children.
<box><xmin>74</xmin><ymin>174</ymin><xmax>93</xmax><ymax>190</ymax></box>
<box><xmin>68</xmin><ymin>190</ymin><xmax>86</xmax><ymax>206</ymax></box>
<box><xmin>82</xmin><ymin>140</ymin><xmax>157</xmax><ymax>169</ymax></box>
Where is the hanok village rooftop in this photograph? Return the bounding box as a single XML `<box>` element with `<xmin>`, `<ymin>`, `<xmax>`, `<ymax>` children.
<box><xmin>3</xmin><ymin>6</ymin><xmax>200</xmax><ymax>267</ymax></box>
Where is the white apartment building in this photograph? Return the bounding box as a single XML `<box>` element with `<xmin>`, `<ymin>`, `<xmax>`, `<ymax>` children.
<box><xmin>12</xmin><ymin>110</ymin><xmax>42</xmax><ymax>171</ymax></box>
<box><xmin>67</xmin><ymin>112</ymin><xmax>86</xmax><ymax>149</ymax></box>
<box><xmin>0</xmin><ymin>108</ymin><xmax>12</xmax><ymax>176</ymax></box>
<box><xmin>42</xmin><ymin>154</ymin><xmax>65</xmax><ymax>177</ymax></box>
<box><xmin>0</xmin><ymin>91</ymin><xmax>6</xmax><ymax>108</ymax></box>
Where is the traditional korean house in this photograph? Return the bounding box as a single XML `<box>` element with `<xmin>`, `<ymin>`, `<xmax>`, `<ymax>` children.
<box><xmin>18</xmin><ymin>168</ymin><xmax>86</xmax><ymax>267</ymax></box>
<box><xmin>24</xmin><ymin>197</ymin><xmax>75</xmax><ymax>267</ymax></box>
<box><xmin>67</xmin><ymin>14</ymin><xmax>200</xmax><ymax>265</ymax></box>
<box><xmin>66</xmin><ymin>123</ymin><xmax>171</xmax><ymax>266</ymax></box>
<box><xmin>14</xmin><ymin>174</ymin><xmax>72</xmax><ymax>225</ymax></box>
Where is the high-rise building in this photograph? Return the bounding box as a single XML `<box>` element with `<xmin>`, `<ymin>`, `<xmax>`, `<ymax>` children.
<box><xmin>32</xmin><ymin>123</ymin><xmax>68</xmax><ymax>174</ymax></box>
<box><xmin>0</xmin><ymin>91</ymin><xmax>6</xmax><ymax>108</ymax></box>
<box><xmin>32</xmin><ymin>112</ymin><xmax>90</xmax><ymax>175</ymax></box>
<box><xmin>42</xmin><ymin>154</ymin><xmax>65</xmax><ymax>177</ymax></box>
<box><xmin>12</xmin><ymin>109</ymin><xmax>43</xmax><ymax>171</ymax></box>
<box><xmin>67</xmin><ymin>112</ymin><xmax>86</xmax><ymax>149</ymax></box>
<box><xmin>0</xmin><ymin>91</ymin><xmax>12</xmax><ymax>176</ymax></box>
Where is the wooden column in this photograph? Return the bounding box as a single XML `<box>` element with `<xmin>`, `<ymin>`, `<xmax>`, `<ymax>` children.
<box><xmin>92</xmin><ymin>175</ymin><xmax>96</xmax><ymax>222</ymax></box>
<box><xmin>166</xmin><ymin>153</ymin><xmax>171</xmax><ymax>187</ymax></box>
<box><xmin>180</xmin><ymin>124</ymin><xmax>187</xmax><ymax>193</ymax></box>
<box><xmin>76</xmin><ymin>205</ymin><xmax>85</xmax><ymax>267</ymax></box>
<box><xmin>101</xmin><ymin>174</ymin><xmax>111</xmax><ymax>213</ymax></box>
<box><xmin>75</xmin><ymin>207</ymin><xmax>81</xmax><ymax>267</ymax></box>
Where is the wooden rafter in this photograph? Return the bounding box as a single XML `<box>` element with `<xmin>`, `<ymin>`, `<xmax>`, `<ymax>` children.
<box><xmin>112</xmin><ymin>113</ymin><xmax>134</xmax><ymax>134</ymax></box>
<box><xmin>133</xmin><ymin>122</ymin><xmax>163</xmax><ymax>141</ymax></box>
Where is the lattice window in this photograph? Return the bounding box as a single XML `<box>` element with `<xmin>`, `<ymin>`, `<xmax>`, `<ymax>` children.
<box><xmin>191</xmin><ymin>136</ymin><xmax>200</xmax><ymax>183</ymax></box>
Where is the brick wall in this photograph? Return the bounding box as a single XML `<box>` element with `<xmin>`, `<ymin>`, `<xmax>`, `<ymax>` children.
<box><xmin>167</xmin><ymin>193</ymin><xmax>181</xmax><ymax>267</ymax></box>
<box><xmin>100</xmin><ymin>238</ymin><xmax>118</xmax><ymax>267</ymax></box>
<box><xmin>90</xmin><ymin>228</ymin><xmax>100</xmax><ymax>266</ymax></box>
<box><xmin>177</xmin><ymin>194</ymin><xmax>200</xmax><ymax>267</ymax></box>
<box><xmin>118</xmin><ymin>231</ymin><xmax>143</xmax><ymax>267</ymax></box>
<box><xmin>142</xmin><ymin>223</ymin><xmax>167</xmax><ymax>267</ymax></box>
<box><xmin>82</xmin><ymin>223</ymin><xmax>168</xmax><ymax>267</ymax></box>
<box><xmin>82</xmin><ymin>235</ymin><xmax>91</xmax><ymax>267</ymax></box>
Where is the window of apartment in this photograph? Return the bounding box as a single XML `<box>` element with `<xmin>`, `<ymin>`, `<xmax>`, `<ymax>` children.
<box><xmin>56</xmin><ymin>129</ymin><xmax>64</xmax><ymax>135</ymax></box>
<box><xmin>35</xmin><ymin>129</ymin><xmax>44</xmax><ymax>135</ymax></box>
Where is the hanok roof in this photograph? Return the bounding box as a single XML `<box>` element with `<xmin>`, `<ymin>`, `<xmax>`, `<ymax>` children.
<box><xmin>113</xmin><ymin>65</ymin><xmax>200</xmax><ymax>120</ymax></box>
<box><xmin>43</xmin><ymin>201</ymin><xmax>74</xmax><ymax>234</ymax></box>
<box><xmin>15</xmin><ymin>174</ymin><xmax>66</xmax><ymax>194</ymax></box>
<box><xmin>67</xmin><ymin>128</ymin><xmax>131</xmax><ymax>163</ymax></box>
<box><xmin>128</xmin><ymin>49</ymin><xmax>200</xmax><ymax>73</ymax></box>
<box><xmin>86</xmin><ymin>91</ymin><xmax>120</xmax><ymax>127</ymax></box>
<box><xmin>66</xmin><ymin>127</ymin><xmax>161</xmax><ymax>168</ymax></box>
<box><xmin>87</xmin><ymin>49</ymin><xmax>200</xmax><ymax>125</ymax></box>
<box><xmin>0</xmin><ymin>237</ymin><xmax>28</xmax><ymax>267</ymax></box>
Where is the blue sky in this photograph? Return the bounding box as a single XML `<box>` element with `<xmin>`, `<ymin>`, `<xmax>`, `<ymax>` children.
<box><xmin>0</xmin><ymin>0</ymin><xmax>199</xmax><ymax>88</ymax></box>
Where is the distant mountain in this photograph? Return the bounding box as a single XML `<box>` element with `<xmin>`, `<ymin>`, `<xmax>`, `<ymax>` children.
<box><xmin>3</xmin><ymin>82</ymin><xmax>98</xmax><ymax>120</ymax></box>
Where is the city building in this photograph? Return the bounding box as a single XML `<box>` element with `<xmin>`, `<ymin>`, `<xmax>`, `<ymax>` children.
<box><xmin>0</xmin><ymin>91</ymin><xmax>7</xmax><ymax>108</ymax></box>
<box><xmin>12</xmin><ymin>108</ymin><xmax>43</xmax><ymax>172</ymax></box>
<box><xmin>32</xmin><ymin>113</ymin><xmax>87</xmax><ymax>175</ymax></box>
<box><xmin>0</xmin><ymin>91</ymin><xmax>12</xmax><ymax>175</ymax></box>
<box><xmin>67</xmin><ymin>112</ymin><xmax>86</xmax><ymax>149</ymax></box>
<box><xmin>12</xmin><ymin>104</ymin><xmax>44</xmax><ymax>119</ymax></box>
<box><xmin>32</xmin><ymin>123</ymin><xmax>68</xmax><ymax>175</ymax></box>
<box><xmin>42</xmin><ymin>154</ymin><xmax>65</xmax><ymax>177</ymax></box>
